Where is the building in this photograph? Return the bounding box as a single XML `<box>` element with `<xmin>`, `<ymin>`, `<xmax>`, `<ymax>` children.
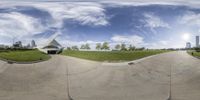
<box><xmin>31</xmin><ymin>40</ymin><xmax>37</xmax><ymax>48</ymax></box>
<box><xmin>13</xmin><ymin>41</ymin><xmax>22</xmax><ymax>48</ymax></box>
<box><xmin>186</xmin><ymin>42</ymin><xmax>191</xmax><ymax>49</ymax></box>
<box><xmin>0</xmin><ymin>45</ymin><xmax>9</xmax><ymax>49</ymax></box>
<box><xmin>0</xmin><ymin>45</ymin><xmax>4</xmax><ymax>49</ymax></box>
<box><xmin>196</xmin><ymin>36</ymin><xmax>199</xmax><ymax>47</ymax></box>
<box><xmin>24</xmin><ymin>43</ymin><xmax>32</xmax><ymax>49</ymax></box>
<box><xmin>40</xmin><ymin>39</ymin><xmax>63</xmax><ymax>54</ymax></box>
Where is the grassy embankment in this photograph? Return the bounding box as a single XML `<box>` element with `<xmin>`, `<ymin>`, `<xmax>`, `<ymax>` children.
<box><xmin>0</xmin><ymin>49</ymin><xmax>50</xmax><ymax>62</ymax></box>
<box><xmin>187</xmin><ymin>50</ymin><xmax>200</xmax><ymax>58</ymax></box>
<box><xmin>62</xmin><ymin>50</ymin><xmax>170</xmax><ymax>62</ymax></box>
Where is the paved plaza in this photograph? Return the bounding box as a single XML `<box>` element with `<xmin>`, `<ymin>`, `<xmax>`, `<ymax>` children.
<box><xmin>0</xmin><ymin>51</ymin><xmax>200</xmax><ymax>100</ymax></box>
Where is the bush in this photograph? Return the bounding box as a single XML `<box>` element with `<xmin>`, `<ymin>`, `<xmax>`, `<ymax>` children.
<box><xmin>194</xmin><ymin>47</ymin><xmax>200</xmax><ymax>52</ymax></box>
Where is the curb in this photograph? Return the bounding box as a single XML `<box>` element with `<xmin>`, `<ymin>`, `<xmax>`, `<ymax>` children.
<box><xmin>0</xmin><ymin>56</ymin><xmax>51</xmax><ymax>64</ymax></box>
<box><xmin>101</xmin><ymin>51</ymin><xmax>171</xmax><ymax>66</ymax></box>
<box><xmin>186</xmin><ymin>51</ymin><xmax>200</xmax><ymax>60</ymax></box>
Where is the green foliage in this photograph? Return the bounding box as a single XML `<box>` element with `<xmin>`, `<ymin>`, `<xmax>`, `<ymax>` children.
<box><xmin>66</xmin><ymin>47</ymin><xmax>72</xmax><ymax>50</ymax></box>
<box><xmin>81</xmin><ymin>43</ymin><xmax>90</xmax><ymax>50</ymax></box>
<box><xmin>62</xmin><ymin>50</ymin><xmax>169</xmax><ymax>62</ymax></box>
<box><xmin>121</xmin><ymin>43</ymin><xmax>127</xmax><ymax>51</ymax></box>
<box><xmin>194</xmin><ymin>47</ymin><xmax>200</xmax><ymax>52</ymax></box>
<box><xmin>115</xmin><ymin>44</ymin><xmax>121</xmax><ymax>50</ymax></box>
<box><xmin>0</xmin><ymin>50</ymin><xmax>50</xmax><ymax>62</ymax></box>
<box><xmin>128</xmin><ymin>45</ymin><xmax>136</xmax><ymax>51</ymax></box>
<box><xmin>80</xmin><ymin>44</ymin><xmax>85</xmax><ymax>49</ymax></box>
<box><xmin>71</xmin><ymin>46</ymin><xmax>79</xmax><ymax>51</ymax></box>
<box><xmin>101</xmin><ymin>42</ymin><xmax>110</xmax><ymax>50</ymax></box>
<box><xmin>96</xmin><ymin>43</ymin><xmax>101</xmax><ymax>50</ymax></box>
<box><xmin>85</xmin><ymin>43</ymin><xmax>90</xmax><ymax>49</ymax></box>
<box><xmin>135</xmin><ymin>47</ymin><xmax>145</xmax><ymax>51</ymax></box>
<box><xmin>188</xmin><ymin>50</ymin><xmax>200</xmax><ymax>57</ymax></box>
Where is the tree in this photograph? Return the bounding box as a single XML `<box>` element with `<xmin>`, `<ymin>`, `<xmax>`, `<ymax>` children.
<box><xmin>115</xmin><ymin>44</ymin><xmax>121</xmax><ymax>50</ymax></box>
<box><xmin>141</xmin><ymin>47</ymin><xmax>145</xmax><ymax>50</ymax></box>
<box><xmin>96</xmin><ymin>43</ymin><xmax>101</xmax><ymax>50</ymax></box>
<box><xmin>80</xmin><ymin>44</ymin><xmax>90</xmax><ymax>50</ymax></box>
<box><xmin>121</xmin><ymin>43</ymin><xmax>127</xmax><ymax>51</ymax></box>
<box><xmin>128</xmin><ymin>45</ymin><xmax>135</xmax><ymax>51</ymax></box>
<box><xmin>67</xmin><ymin>47</ymin><xmax>72</xmax><ymax>50</ymax></box>
<box><xmin>85</xmin><ymin>43</ymin><xmax>90</xmax><ymax>50</ymax></box>
<box><xmin>136</xmin><ymin>47</ymin><xmax>145</xmax><ymax>51</ymax></box>
<box><xmin>80</xmin><ymin>44</ymin><xmax>85</xmax><ymax>49</ymax></box>
<box><xmin>71</xmin><ymin>46</ymin><xmax>79</xmax><ymax>51</ymax></box>
<box><xmin>195</xmin><ymin>47</ymin><xmax>200</xmax><ymax>52</ymax></box>
<box><xmin>101</xmin><ymin>42</ymin><xmax>109</xmax><ymax>50</ymax></box>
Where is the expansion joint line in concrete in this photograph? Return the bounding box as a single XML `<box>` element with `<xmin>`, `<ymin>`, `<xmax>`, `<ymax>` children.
<box><xmin>167</xmin><ymin>64</ymin><xmax>172</xmax><ymax>100</ymax></box>
<box><xmin>66</xmin><ymin>63</ymin><xmax>73</xmax><ymax>100</ymax></box>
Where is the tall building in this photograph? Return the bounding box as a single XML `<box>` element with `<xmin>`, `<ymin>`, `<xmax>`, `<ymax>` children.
<box><xmin>196</xmin><ymin>36</ymin><xmax>199</xmax><ymax>47</ymax></box>
<box><xmin>31</xmin><ymin>40</ymin><xmax>37</xmax><ymax>48</ymax></box>
<box><xmin>13</xmin><ymin>41</ymin><xmax>22</xmax><ymax>48</ymax></box>
<box><xmin>186</xmin><ymin>42</ymin><xmax>191</xmax><ymax>49</ymax></box>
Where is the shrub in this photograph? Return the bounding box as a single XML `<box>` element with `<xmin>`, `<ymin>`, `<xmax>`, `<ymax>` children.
<box><xmin>194</xmin><ymin>47</ymin><xmax>200</xmax><ymax>52</ymax></box>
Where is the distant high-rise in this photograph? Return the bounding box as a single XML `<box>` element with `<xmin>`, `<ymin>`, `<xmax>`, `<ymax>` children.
<box><xmin>31</xmin><ymin>40</ymin><xmax>37</xmax><ymax>48</ymax></box>
<box><xmin>13</xmin><ymin>41</ymin><xmax>22</xmax><ymax>48</ymax></box>
<box><xmin>196</xmin><ymin>36</ymin><xmax>199</xmax><ymax>47</ymax></box>
<box><xmin>186</xmin><ymin>42</ymin><xmax>191</xmax><ymax>49</ymax></box>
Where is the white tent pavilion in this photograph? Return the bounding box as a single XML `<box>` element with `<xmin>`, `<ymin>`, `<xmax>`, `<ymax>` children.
<box><xmin>40</xmin><ymin>39</ymin><xmax>63</xmax><ymax>54</ymax></box>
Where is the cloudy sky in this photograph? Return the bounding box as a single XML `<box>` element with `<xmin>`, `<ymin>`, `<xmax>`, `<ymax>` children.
<box><xmin>0</xmin><ymin>0</ymin><xmax>200</xmax><ymax>49</ymax></box>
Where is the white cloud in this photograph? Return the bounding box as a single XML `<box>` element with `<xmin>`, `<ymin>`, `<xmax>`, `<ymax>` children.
<box><xmin>0</xmin><ymin>2</ymin><xmax>109</xmax><ymax>45</ymax></box>
<box><xmin>143</xmin><ymin>13</ymin><xmax>170</xmax><ymax>29</ymax></box>
<box><xmin>0</xmin><ymin>12</ymin><xmax>45</xmax><ymax>38</ymax></box>
<box><xmin>57</xmin><ymin>34</ymin><xmax>186</xmax><ymax>49</ymax></box>
<box><xmin>111</xmin><ymin>35</ymin><xmax>144</xmax><ymax>46</ymax></box>
<box><xmin>1</xmin><ymin>0</ymin><xmax>200</xmax><ymax>8</ymax></box>
<box><xmin>160</xmin><ymin>40</ymin><xmax>168</xmax><ymax>45</ymax></box>
<box><xmin>0</xmin><ymin>2</ymin><xmax>109</xmax><ymax>27</ymax></box>
<box><xmin>57</xmin><ymin>35</ymin><xmax>145</xmax><ymax>50</ymax></box>
<box><xmin>179</xmin><ymin>11</ymin><xmax>200</xmax><ymax>27</ymax></box>
<box><xmin>146</xmin><ymin>39</ymin><xmax>186</xmax><ymax>49</ymax></box>
<box><xmin>141</xmin><ymin>13</ymin><xmax>170</xmax><ymax>34</ymax></box>
<box><xmin>0</xmin><ymin>1</ymin><xmax>198</xmax><ymax>49</ymax></box>
<box><xmin>103</xmin><ymin>0</ymin><xmax>200</xmax><ymax>6</ymax></box>
<box><xmin>57</xmin><ymin>39</ymin><xmax>103</xmax><ymax>50</ymax></box>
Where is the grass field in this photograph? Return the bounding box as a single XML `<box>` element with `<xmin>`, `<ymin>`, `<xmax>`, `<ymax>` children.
<box><xmin>0</xmin><ymin>49</ymin><xmax>50</xmax><ymax>62</ymax></box>
<box><xmin>62</xmin><ymin>50</ymin><xmax>170</xmax><ymax>62</ymax></box>
<box><xmin>187</xmin><ymin>51</ymin><xmax>200</xmax><ymax>57</ymax></box>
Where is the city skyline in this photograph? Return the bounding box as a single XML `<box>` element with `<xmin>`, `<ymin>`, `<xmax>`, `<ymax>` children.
<box><xmin>1</xmin><ymin>1</ymin><xmax>200</xmax><ymax>49</ymax></box>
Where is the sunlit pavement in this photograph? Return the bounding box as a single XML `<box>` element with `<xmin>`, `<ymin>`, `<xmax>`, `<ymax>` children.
<box><xmin>0</xmin><ymin>51</ymin><xmax>200</xmax><ymax>100</ymax></box>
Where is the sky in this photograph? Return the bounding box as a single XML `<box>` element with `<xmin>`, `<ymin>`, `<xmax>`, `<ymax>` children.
<box><xmin>0</xmin><ymin>0</ymin><xmax>200</xmax><ymax>49</ymax></box>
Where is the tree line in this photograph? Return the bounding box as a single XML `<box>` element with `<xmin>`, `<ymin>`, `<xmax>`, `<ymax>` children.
<box><xmin>66</xmin><ymin>42</ymin><xmax>145</xmax><ymax>51</ymax></box>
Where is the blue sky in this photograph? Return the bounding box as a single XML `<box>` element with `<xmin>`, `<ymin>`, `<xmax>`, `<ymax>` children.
<box><xmin>1</xmin><ymin>0</ymin><xmax>200</xmax><ymax>49</ymax></box>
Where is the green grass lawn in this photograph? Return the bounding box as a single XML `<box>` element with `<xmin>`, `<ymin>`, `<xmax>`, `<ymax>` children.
<box><xmin>187</xmin><ymin>51</ymin><xmax>200</xmax><ymax>57</ymax></box>
<box><xmin>0</xmin><ymin>49</ymin><xmax>50</xmax><ymax>62</ymax></box>
<box><xmin>62</xmin><ymin>50</ymin><xmax>170</xmax><ymax>62</ymax></box>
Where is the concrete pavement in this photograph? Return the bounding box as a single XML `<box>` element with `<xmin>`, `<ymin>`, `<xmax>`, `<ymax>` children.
<box><xmin>0</xmin><ymin>51</ymin><xmax>200</xmax><ymax>100</ymax></box>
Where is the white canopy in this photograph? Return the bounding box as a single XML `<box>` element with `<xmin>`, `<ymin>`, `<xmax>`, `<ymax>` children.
<box><xmin>43</xmin><ymin>39</ymin><xmax>62</xmax><ymax>49</ymax></box>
